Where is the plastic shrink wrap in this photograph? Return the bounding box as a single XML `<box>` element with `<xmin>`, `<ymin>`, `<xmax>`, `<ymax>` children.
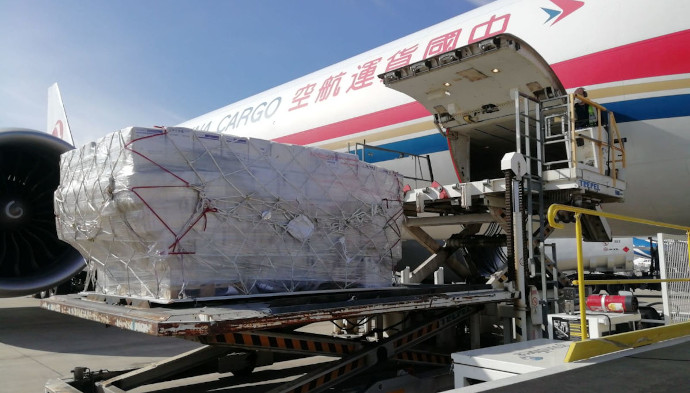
<box><xmin>54</xmin><ymin>127</ymin><xmax>403</xmax><ymax>301</ymax></box>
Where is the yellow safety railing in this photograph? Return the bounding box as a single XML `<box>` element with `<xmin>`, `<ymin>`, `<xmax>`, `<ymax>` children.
<box><xmin>547</xmin><ymin>204</ymin><xmax>690</xmax><ymax>342</ymax></box>
<box><xmin>569</xmin><ymin>94</ymin><xmax>626</xmax><ymax>186</ymax></box>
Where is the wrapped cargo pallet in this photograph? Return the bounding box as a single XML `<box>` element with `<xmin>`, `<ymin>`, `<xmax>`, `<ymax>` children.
<box><xmin>55</xmin><ymin>127</ymin><xmax>403</xmax><ymax>301</ymax></box>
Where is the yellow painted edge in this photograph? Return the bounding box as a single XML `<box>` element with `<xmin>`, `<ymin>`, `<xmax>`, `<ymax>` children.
<box><xmin>588</xmin><ymin>78</ymin><xmax>690</xmax><ymax>100</ymax></box>
<box><xmin>565</xmin><ymin>321</ymin><xmax>690</xmax><ymax>362</ymax></box>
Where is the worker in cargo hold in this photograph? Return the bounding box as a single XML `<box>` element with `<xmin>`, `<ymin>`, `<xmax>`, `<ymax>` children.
<box><xmin>573</xmin><ymin>87</ymin><xmax>598</xmax><ymax>128</ymax></box>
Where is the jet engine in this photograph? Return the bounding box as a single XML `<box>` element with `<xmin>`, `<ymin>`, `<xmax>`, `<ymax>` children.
<box><xmin>0</xmin><ymin>129</ymin><xmax>85</xmax><ymax>297</ymax></box>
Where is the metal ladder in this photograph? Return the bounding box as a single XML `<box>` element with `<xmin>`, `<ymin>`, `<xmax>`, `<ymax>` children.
<box><xmin>513</xmin><ymin>90</ymin><xmax>564</xmax><ymax>337</ymax></box>
<box><xmin>512</xmin><ymin>90</ymin><xmax>546</xmax><ymax>279</ymax></box>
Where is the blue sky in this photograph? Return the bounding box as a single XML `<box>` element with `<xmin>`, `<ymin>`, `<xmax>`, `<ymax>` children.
<box><xmin>0</xmin><ymin>0</ymin><xmax>492</xmax><ymax>145</ymax></box>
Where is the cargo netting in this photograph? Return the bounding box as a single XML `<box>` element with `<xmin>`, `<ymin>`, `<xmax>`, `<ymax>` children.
<box><xmin>55</xmin><ymin>127</ymin><xmax>403</xmax><ymax>300</ymax></box>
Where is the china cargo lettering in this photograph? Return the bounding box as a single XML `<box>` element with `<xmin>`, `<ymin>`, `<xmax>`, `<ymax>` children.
<box><xmin>287</xmin><ymin>13</ymin><xmax>510</xmax><ymax>112</ymax></box>
<box><xmin>194</xmin><ymin>13</ymin><xmax>510</xmax><ymax>133</ymax></box>
<box><xmin>193</xmin><ymin>96</ymin><xmax>282</xmax><ymax>132</ymax></box>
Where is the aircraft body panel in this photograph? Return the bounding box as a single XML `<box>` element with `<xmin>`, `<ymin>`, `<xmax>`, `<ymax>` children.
<box><xmin>178</xmin><ymin>0</ymin><xmax>690</xmax><ymax>142</ymax></box>
<box><xmin>175</xmin><ymin>1</ymin><xmax>690</xmax><ymax>234</ymax></box>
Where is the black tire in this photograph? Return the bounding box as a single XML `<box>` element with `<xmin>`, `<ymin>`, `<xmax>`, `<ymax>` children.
<box><xmin>230</xmin><ymin>351</ymin><xmax>257</xmax><ymax>377</ymax></box>
<box><xmin>34</xmin><ymin>287</ymin><xmax>57</xmax><ymax>299</ymax></box>
<box><xmin>231</xmin><ymin>364</ymin><xmax>255</xmax><ymax>377</ymax></box>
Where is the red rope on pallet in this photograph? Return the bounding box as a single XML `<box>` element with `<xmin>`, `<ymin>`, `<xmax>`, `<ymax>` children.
<box><xmin>129</xmin><ymin>186</ymin><xmax>189</xmax><ymax>239</ymax></box>
<box><xmin>169</xmin><ymin>205</ymin><xmax>218</xmax><ymax>253</ymax></box>
<box><xmin>123</xmin><ymin>129</ymin><xmax>189</xmax><ymax>186</ymax></box>
<box><xmin>122</xmin><ymin>128</ymin><xmax>217</xmax><ymax>255</ymax></box>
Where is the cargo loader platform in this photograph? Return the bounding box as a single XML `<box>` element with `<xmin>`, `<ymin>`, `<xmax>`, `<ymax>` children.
<box><xmin>379</xmin><ymin>35</ymin><xmax>630</xmax><ymax>344</ymax></box>
<box><xmin>42</xmin><ymin>285</ymin><xmax>515</xmax><ymax>393</ymax></box>
<box><xmin>41</xmin><ymin>285</ymin><xmax>513</xmax><ymax>337</ymax></box>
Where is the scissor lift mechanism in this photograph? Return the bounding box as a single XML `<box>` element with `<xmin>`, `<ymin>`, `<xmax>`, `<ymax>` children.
<box><xmin>43</xmin><ymin>285</ymin><xmax>515</xmax><ymax>392</ymax></box>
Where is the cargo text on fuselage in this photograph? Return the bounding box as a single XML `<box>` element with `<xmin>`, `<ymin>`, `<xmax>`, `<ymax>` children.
<box><xmin>193</xmin><ymin>96</ymin><xmax>282</xmax><ymax>133</ymax></box>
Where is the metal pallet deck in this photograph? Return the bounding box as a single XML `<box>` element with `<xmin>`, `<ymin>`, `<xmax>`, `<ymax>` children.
<box><xmin>41</xmin><ymin>285</ymin><xmax>515</xmax><ymax>337</ymax></box>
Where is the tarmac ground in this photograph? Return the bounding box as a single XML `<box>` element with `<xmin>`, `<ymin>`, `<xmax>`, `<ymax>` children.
<box><xmin>0</xmin><ymin>296</ymin><xmax>202</xmax><ymax>393</ymax></box>
<box><xmin>0</xmin><ymin>296</ymin><xmax>344</xmax><ymax>393</ymax></box>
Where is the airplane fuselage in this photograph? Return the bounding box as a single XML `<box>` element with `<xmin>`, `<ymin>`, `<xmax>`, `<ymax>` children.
<box><xmin>178</xmin><ymin>0</ymin><xmax>689</xmax><ymax>235</ymax></box>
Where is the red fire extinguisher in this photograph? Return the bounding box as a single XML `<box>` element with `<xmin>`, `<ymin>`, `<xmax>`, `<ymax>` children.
<box><xmin>586</xmin><ymin>295</ymin><xmax>638</xmax><ymax>313</ymax></box>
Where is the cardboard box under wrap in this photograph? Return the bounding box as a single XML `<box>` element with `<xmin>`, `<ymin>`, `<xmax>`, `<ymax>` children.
<box><xmin>55</xmin><ymin>127</ymin><xmax>403</xmax><ymax>300</ymax></box>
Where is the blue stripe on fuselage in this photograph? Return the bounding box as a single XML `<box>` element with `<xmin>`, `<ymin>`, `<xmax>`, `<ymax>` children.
<box><xmin>352</xmin><ymin>134</ymin><xmax>448</xmax><ymax>162</ymax></box>
<box><xmin>604</xmin><ymin>94</ymin><xmax>690</xmax><ymax>123</ymax></box>
<box><xmin>354</xmin><ymin>94</ymin><xmax>690</xmax><ymax>163</ymax></box>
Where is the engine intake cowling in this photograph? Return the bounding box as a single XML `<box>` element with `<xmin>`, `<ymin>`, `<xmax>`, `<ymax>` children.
<box><xmin>0</xmin><ymin>129</ymin><xmax>85</xmax><ymax>297</ymax></box>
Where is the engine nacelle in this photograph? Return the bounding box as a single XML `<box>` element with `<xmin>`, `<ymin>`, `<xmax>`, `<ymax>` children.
<box><xmin>0</xmin><ymin>129</ymin><xmax>85</xmax><ymax>297</ymax></box>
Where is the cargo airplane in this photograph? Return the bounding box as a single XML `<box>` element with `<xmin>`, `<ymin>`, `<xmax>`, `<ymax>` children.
<box><xmin>1</xmin><ymin>0</ymin><xmax>688</xmax><ymax>296</ymax></box>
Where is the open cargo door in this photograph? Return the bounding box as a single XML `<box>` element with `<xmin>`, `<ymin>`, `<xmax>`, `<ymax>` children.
<box><xmin>380</xmin><ymin>34</ymin><xmax>565</xmax><ymax>182</ymax></box>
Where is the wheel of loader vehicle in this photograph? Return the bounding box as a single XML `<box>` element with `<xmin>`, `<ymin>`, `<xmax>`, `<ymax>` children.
<box><xmin>34</xmin><ymin>286</ymin><xmax>57</xmax><ymax>299</ymax></box>
<box><xmin>231</xmin><ymin>363</ymin><xmax>255</xmax><ymax>377</ymax></box>
<box><xmin>223</xmin><ymin>351</ymin><xmax>257</xmax><ymax>377</ymax></box>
